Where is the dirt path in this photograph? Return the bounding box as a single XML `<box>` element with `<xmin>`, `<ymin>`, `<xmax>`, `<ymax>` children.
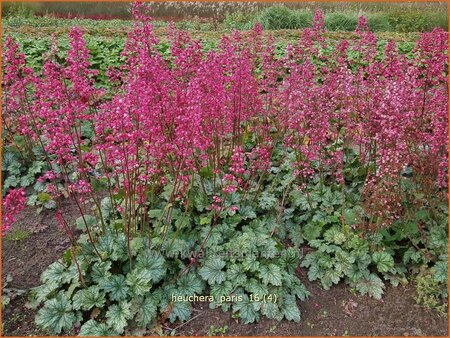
<box><xmin>2</xmin><ymin>203</ymin><xmax>448</xmax><ymax>336</ymax></box>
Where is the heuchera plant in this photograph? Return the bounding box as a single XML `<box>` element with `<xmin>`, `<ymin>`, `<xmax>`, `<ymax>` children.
<box><xmin>1</xmin><ymin>3</ymin><xmax>447</xmax><ymax>335</ymax></box>
<box><xmin>1</xmin><ymin>188</ymin><xmax>27</xmax><ymax>235</ymax></box>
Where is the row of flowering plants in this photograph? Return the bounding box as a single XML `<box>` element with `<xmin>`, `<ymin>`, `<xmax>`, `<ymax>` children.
<box><xmin>2</xmin><ymin>4</ymin><xmax>448</xmax><ymax>335</ymax></box>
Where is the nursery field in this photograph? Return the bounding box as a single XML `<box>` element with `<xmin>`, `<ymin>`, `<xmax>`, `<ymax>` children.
<box><xmin>1</xmin><ymin>3</ymin><xmax>449</xmax><ymax>337</ymax></box>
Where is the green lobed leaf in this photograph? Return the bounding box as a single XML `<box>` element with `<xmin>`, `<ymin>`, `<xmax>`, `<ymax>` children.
<box><xmin>75</xmin><ymin>215</ymin><xmax>97</xmax><ymax>231</ymax></box>
<box><xmin>99</xmin><ymin>274</ymin><xmax>129</xmax><ymax>301</ymax></box>
<box><xmin>72</xmin><ymin>285</ymin><xmax>105</xmax><ymax>311</ymax></box>
<box><xmin>335</xmin><ymin>250</ymin><xmax>356</xmax><ymax>276</ymax></box>
<box><xmin>227</xmin><ymin>264</ymin><xmax>247</xmax><ymax>286</ymax></box>
<box><xmin>259</xmin><ymin>264</ymin><xmax>283</xmax><ymax>286</ymax></box>
<box><xmin>307</xmin><ymin>264</ymin><xmax>322</xmax><ymax>282</ymax></box>
<box><xmin>106</xmin><ymin>301</ymin><xmax>132</xmax><ymax>334</ymax></box>
<box><xmin>281</xmin><ymin>247</ymin><xmax>300</xmax><ymax>274</ymax></box>
<box><xmin>281</xmin><ymin>294</ymin><xmax>301</xmax><ymax>322</ymax></box>
<box><xmin>260</xmin><ymin>301</ymin><xmax>283</xmax><ymax>321</ymax></box>
<box><xmin>132</xmin><ymin>296</ymin><xmax>158</xmax><ymax>327</ymax></box>
<box><xmin>199</xmin><ymin>258</ymin><xmax>226</xmax><ymax>285</ymax></box>
<box><xmin>321</xmin><ymin>270</ymin><xmax>341</xmax><ymax>290</ymax></box>
<box><xmin>91</xmin><ymin>261</ymin><xmax>112</xmax><ymax>285</ymax></box>
<box><xmin>242</xmin><ymin>256</ymin><xmax>260</xmax><ymax>272</ymax></box>
<box><xmin>210</xmin><ymin>281</ymin><xmax>234</xmax><ymax>303</ymax></box>
<box><xmin>135</xmin><ymin>250</ymin><xmax>167</xmax><ymax>283</ymax></box>
<box><xmin>79</xmin><ymin>319</ymin><xmax>116</xmax><ymax>336</ymax></box>
<box><xmin>245</xmin><ymin>279</ymin><xmax>269</xmax><ymax>297</ymax></box>
<box><xmin>433</xmin><ymin>261</ymin><xmax>448</xmax><ymax>283</ymax></box>
<box><xmin>324</xmin><ymin>227</ymin><xmax>346</xmax><ymax>245</ymax></box>
<box><xmin>41</xmin><ymin>261</ymin><xmax>69</xmax><ymax>284</ymax></box>
<box><xmin>169</xmin><ymin>301</ymin><xmax>192</xmax><ymax>323</ymax></box>
<box><xmin>35</xmin><ymin>292</ymin><xmax>77</xmax><ymax>334</ymax></box>
<box><xmin>33</xmin><ymin>280</ymin><xmax>60</xmax><ymax>303</ymax></box>
<box><xmin>176</xmin><ymin>272</ymin><xmax>204</xmax><ymax>296</ymax></box>
<box><xmin>232</xmin><ymin>295</ymin><xmax>259</xmax><ymax>324</ymax></box>
<box><xmin>372</xmin><ymin>251</ymin><xmax>394</xmax><ymax>273</ymax></box>
<box><xmin>126</xmin><ymin>269</ymin><xmax>152</xmax><ymax>296</ymax></box>
<box><xmin>354</xmin><ymin>273</ymin><xmax>385</xmax><ymax>300</ymax></box>
<box><xmin>258</xmin><ymin>191</ymin><xmax>278</xmax><ymax>210</ymax></box>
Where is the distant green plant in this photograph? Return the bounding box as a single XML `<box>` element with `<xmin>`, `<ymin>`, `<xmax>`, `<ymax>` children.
<box><xmin>430</xmin><ymin>12</ymin><xmax>449</xmax><ymax>31</ymax></box>
<box><xmin>1</xmin><ymin>2</ymin><xmax>39</xmax><ymax>18</ymax></box>
<box><xmin>387</xmin><ymin>11</ymin><xmax>448</xmax><ymax>32</ymax></box>
<box><xmin>387</xmin><ymin>11</ymin><xmax>428</xmax><ymax>32</ymax></box>
<box><xmin>37</xmin><ymin>1</ymin><xmax>130</xmax><ymax>19</ymax></box>
<box><xmin>291</xmin><ymin>11</ymin><xmax>312</xmax><ymax>29</ymax></box>
<box><xmin>325</xmin><ymin>12</ymin><xmax>358</xmax><ymax>31</ymax></box>
<box><xmin>2</xmin><ymin>274</ymin><xmax>26</xmax><ymax>311</ymax></box>
<box><xmin>257</xmin><ymin>6</ymin><xmax>312</xmax><ymax>30</ymax></box>
<box><xmin>367</xmin><ymin>14</ymin><xmax>393</xmax><ymax>32</ymax></box>
<box><xmin>3</xmin><ymin>227</ymin><xmax>31</xmax><ymax>241</ymax></box>
<box><xmin>208</xmin><ymin>325</ymin><xmax>228</xmax><ymax>336</ymax></box>
<box><xmin>223</xmin><ymin>5</ymin><xmax>447</xmax><ymax>32</ymax></box>
<box><xmin>1</xmin><ymin>145</ymin><xmax>47</xmax><ymax>196</ymax></box>
<box><xmin>223</xmin><ymin>11</ymin><xmax>257</xmax><ymax>30</ymax></box>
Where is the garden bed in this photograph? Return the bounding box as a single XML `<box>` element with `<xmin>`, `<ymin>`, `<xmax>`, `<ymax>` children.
<box><xmin>2</xmin><ymin>205</ymin><xmax>448</xmax><ymax>336</ymax></box>
<box><xmin>2</xmin><ymin>3</ymin><xmax>448</xmax><ymax>336</ymax></box>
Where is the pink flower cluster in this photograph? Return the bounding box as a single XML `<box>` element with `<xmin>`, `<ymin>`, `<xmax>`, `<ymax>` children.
<box><xmin>2</xmin><ymin>188</ymin><xmax>27</xmax><ymax>236</ymax></box>
<box><xmin>2</xmin><ymin>6</ymin><xmax>447</xmax><ymax>231</ymax></box>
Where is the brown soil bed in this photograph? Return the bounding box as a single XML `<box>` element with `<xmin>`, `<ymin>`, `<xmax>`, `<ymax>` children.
<box><xmin>2</xmin><ymin>202</ymin><xmax>448</xmax><ymax>336</ymax></box>
<box><xmin>2</xmin><ymin>198</ymin><xmax>79</xmax><ymax>289</ymax></box>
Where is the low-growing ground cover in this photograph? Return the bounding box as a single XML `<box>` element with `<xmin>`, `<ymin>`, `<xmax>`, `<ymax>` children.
<box><xmin>1</xmin><ymin>3</ymin><xmax>448</xmax><ymax>336</ymax></box>
<box><xmin>2</xmin><ymin>206</ymin><xmax>448</xmax><ymax>336</ymax></box>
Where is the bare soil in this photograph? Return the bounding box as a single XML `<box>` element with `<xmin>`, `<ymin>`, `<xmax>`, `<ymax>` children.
<box><xmin>1</xmin><ymin>202</ymin><xmax>448</xmax><ymax>336</ymax></box>
<box><xmin>2</xmin><ymin>198</ymin><xmax>79</xmax><ymax>289</ymax></box>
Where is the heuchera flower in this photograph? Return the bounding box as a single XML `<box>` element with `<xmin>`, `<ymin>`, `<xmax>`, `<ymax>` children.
<box><xmin>2</xmin><ymin>8</ymin><xmax>447</xmax><ymax>233</ymax></box>
<box><xmin>2</xmin><ymin>188</ymin><xmax>27</xmax><ymax>236</ymax></box>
